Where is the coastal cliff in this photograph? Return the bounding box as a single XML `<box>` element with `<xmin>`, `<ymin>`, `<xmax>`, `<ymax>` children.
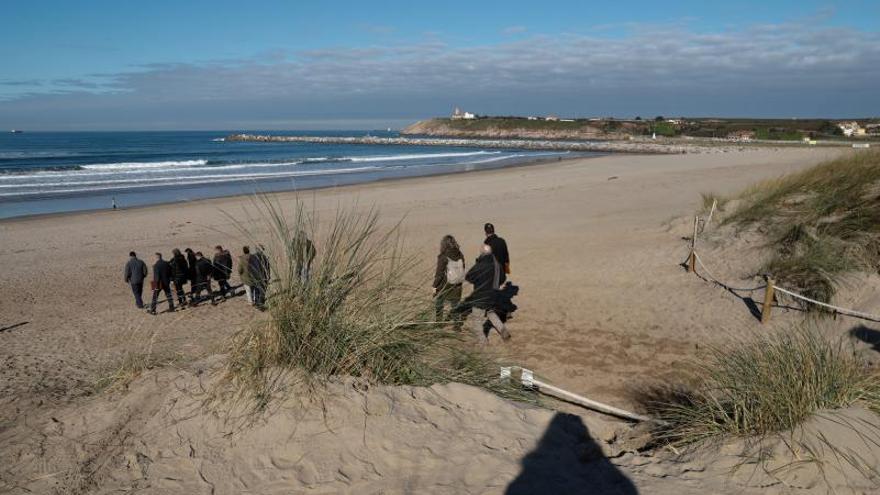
<box><xmin>401</xmin><ymin>118</ymin><xmax>635</xmax><ymax>140</ymax></box>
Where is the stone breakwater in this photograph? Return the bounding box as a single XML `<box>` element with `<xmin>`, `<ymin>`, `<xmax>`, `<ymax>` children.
<box><xmin>225</xmin><ymin>134</ymin><xmax>741</xmax><ymax>154</ymax></box>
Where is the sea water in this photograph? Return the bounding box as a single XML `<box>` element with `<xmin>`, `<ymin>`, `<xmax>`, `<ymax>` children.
<box><xmin>0</xmin><ymin>131</ymin><xmax>588</xmax><ymax>219</ymax></box>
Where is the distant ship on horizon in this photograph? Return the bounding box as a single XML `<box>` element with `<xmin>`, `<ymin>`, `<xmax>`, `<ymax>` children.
<box><xmin>10</xmin><ymin>129</ymin><xmax>23</xmax><ymax>133</ymax></box>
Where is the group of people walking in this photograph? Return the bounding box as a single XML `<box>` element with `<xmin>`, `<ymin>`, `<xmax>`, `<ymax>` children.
<box><xmin>124</xmin><ymin>245</ymin><xmax>270</xmax><ymax>314</ymax></box>
<box><xmin>432</xmin><ymin>223</ymin><xmax>516</xmax><ymax>344</ymax></box>
<box><xmin>122</xmin><ymin>223</ymin><xmax>515</xmax><ymax>345</ymax></box>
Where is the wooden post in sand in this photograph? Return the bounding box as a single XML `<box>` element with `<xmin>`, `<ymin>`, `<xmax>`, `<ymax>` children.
<box><xmin>706</xmin><ymin>198</ymin><xmax>717</xmax><ymax>226</ymax></box>
<box><xmin>761</xmin><ymin>278</ymin><xmax>776</xmax><ymax>324</ymax></box>
<box><xmin>688</xmin><ymin>216</ymin><xmax>698</xmax><ymax>273</ymax></box>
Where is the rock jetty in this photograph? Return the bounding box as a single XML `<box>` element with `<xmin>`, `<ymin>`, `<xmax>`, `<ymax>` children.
<box><xmin>224</xmin><ymin>134</ymin><xmax>741</xmax><ymax>154</ymax></box>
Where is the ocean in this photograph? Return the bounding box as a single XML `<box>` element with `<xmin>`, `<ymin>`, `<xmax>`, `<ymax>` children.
<box><xmin>0</xmin><ymin>131</ymin><xmax>588</xmax><ymax>219</ymax></box>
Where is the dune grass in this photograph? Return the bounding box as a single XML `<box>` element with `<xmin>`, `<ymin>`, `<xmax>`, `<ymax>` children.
<box><xmin>94</xmin><ymin>348</ymin><xmax>183</xmax><ymax>392</ymax></box>
<box><xmin>222</xmin><ymin>197</ymin><xmax>529</xmax><ymax>411</ymax></box>
<box><xmin>641</xmin><ymin>328</ymin><xmax>880</xmax><ymax>448</ymax></box>
<box><xmin>721</xmin><ymin>150</ymin><xmax>880</xmax><ymax>304</ymax></box>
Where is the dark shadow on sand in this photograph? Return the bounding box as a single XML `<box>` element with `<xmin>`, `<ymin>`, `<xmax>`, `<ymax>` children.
<box><xmin>850</xmin><ymin>325</ymin><xmax>880</xmax><ymax>352</ymax></box>
<box><xmin>506</xmin><ymin>412</ymin><xmax>638</xmax><ymax>495</ymax></box>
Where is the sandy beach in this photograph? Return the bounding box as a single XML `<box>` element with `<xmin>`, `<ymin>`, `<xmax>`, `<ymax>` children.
<box><xmin>2</xmin><ymin>147</ymin><xmax>865</xmax><ymax>493</ymax></box>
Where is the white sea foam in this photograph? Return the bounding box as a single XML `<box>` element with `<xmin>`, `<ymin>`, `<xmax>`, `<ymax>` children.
<box><xmin>0</xmin><ymin>150</ymin><xmax>566</xmax><ymax>199</ymax></box>
<box><xmin>0</xmin><ymin>166</ymin><xmax>388</xmax><ymax>197</ymax></box>
<box><xmin>348</xmin><ymin>151</ymin><xmax>499</xmax><ymax>162</ymax></box>
<box><xmin>80</xmin><ymin>159</ymin><xmax>209</xmax><ymax>170</ymax></box>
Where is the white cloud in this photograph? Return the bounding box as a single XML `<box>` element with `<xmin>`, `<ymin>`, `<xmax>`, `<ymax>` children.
<box><xmin>1</xmin><ymin>20</ymin><xmax>878</xmax><ymax>129</ymax></box>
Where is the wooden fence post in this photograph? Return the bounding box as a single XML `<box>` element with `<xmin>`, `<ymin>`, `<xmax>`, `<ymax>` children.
<box><xmin>761</xmin><ymin>278</ymin><xmax>776</xmax><ymax>324</ymax></box>
<box><xmin>688</xmin><ymin>216</ymin><xmax>699</xmax><ymax>273</ymax></box>
<box><xmin>706</xmin><ymin>198</ymin><xmax>717</xmax><ymax>226</ymax></box>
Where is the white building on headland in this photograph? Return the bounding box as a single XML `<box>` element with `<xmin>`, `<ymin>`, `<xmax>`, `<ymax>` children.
<box><xmin>451</xmin><ymin>107</ymin><xmax>476</xmax><ymax>120</ymax></box>
<box><xmin>545</xmin><ymin>115</ymin><xmax>559</xmax><ymax>121</ymax></box>
<box><xmin>838</xmin><ymin>121</ymin><xmax>866</xmax><ymax>137</ymax></box>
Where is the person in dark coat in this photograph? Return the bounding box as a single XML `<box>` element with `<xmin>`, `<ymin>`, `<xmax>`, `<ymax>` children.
<box><xmin>460</xmin><ymin>244</ymin><xmax>510</xmax><ymax>343</ymax></box>
<box><xmin>212</xmin><ymin>245</ymin><xmax>234</xmax><ymax>299</ymax></box>
<box><xmin>184</xmin><ymin>248</ymin><xmax>198</xmax><ymax>301</ymax></box>
<box><xmin>149</xmin><ymin>253</ymin><xmax>175</xmax><ymax>314</ymax></box>
<box><xmin>249</xmin><ymin>246</ymin><xmax>271</xmax><ymax>308</ymax></box>
<box><xmin>192</xmin><ymin>251</ymin><xmax>215</xmax><ymax>305</ymax></box>
<box><xmin>432</xmin><ymin>235</ymin><xmax>465</xmax><ymax>323</ymax></box>
<box><xmin>464</xmin><ymin>244</ymin><xmax>501</xmax><ymax>310</ymax></box>
<box><xmin>169</xmin><ymin>248</ymin><xmax>189</xmax><ymax>307</ymax></box>
<box><xmin>483</xmin><ymin>223</ymin><xmax>510</xmax><ymax>284</ymax></box>
<box><xmin>123</xmin><ymin>251</ymin><xmax>148</xmax><ymax>308</ymax></box>
<box><xmin>185</xmin><ymin>248</ymin><xmax>197</xmax><ymax>280</ymax></box>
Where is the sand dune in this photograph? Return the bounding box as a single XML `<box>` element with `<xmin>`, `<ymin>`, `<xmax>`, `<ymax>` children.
<box><xmin>5</xmin><ymin>147</ymin><xmax>879</xmax><ymax>493</ymax></box>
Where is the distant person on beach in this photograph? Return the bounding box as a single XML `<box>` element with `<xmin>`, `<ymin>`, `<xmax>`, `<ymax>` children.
<box><xmin>484</xmin><ymin>223</ymin><xmax>510</xmax><ymax>284</ymax></box>
<box><xmin>250</xmin><ymin>246</ymin><xmax>271</xmax><ymax>308</ymax></box>
<box><xmin>192</xmin><ymin>251</ymin><xmax>215</xmax><ymax>305</ymax></box>
<box><xmin>238</xmin><ymin>246</ymin><xmax>255</xmax><ymax>305</ymax></box>
<box><xmin>149</xmin><ymin>253</ymin><xmax>175</xmax><ymax>315</ymax></box>
<box><xmin>169</xmin><ymin>248</ymin><xmax>189</xmax><ymax>308</ymax></box>
<box><xmin>123</xmin><ymin>251</ymin><xmax>148</xmax><ymax>309</ymax></box>
<box><xmin>462</xmin><ymin>244</ymin><xmax>510</xmax><ymax>343</ymax></box>
<box><xmin>212</xmin><ymin>245</ymin><xmax>234</xmax><ymax>299</ymax></box>
<box><xmin>292</xmin><ymin>231</ymin><xmax>317</xmax><ymax>282</ymax></box>
<box><xmin>432</xmin><ymin>235</ymin><xmax>465</xmax><ymax>323</ymax></box>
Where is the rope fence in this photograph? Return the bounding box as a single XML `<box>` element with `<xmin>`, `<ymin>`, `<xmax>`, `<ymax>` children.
<box><xmin>685</xmin><ymin>214</ymin><xmax>880</xmax><ymax>324</ymax></box>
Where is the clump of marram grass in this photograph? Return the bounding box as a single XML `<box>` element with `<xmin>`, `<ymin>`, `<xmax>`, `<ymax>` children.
<box><xmin>94</xmin><ymin>349</ymin><xmax>183</xmax><ymax>392</ymax></box>
<box><xmin>699</xmin><ymin>192</ymin><xmax>728</xmax><ymax>214</ymax></box>
<box><xmin>720</xmin><ymin>150</ymin><xmax>880</xmax><ymax>305</ymax></box>
<box><xmin>641</xmin><ymin>328</ymin><xmax>880</xmax><ymax>448</ymax></box>
<box><xmin>222</xmin><ymin>197</ymin><xmax>529</xmax><ymax>410</ymax></box>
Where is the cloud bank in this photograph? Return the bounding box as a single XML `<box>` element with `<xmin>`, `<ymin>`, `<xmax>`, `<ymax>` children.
<box><xmin>2</xmin><ymin>21</ymin><xmax>878</xmax><ymax>130</ymax></box>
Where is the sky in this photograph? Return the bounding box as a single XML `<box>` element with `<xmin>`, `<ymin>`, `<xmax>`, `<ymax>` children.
<box><xmin>0</xmin><ymin>0</ymin><xmax>878</xmax><ymax>130</ymax></box>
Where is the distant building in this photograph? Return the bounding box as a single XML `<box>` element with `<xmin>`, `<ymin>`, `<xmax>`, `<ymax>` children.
<box><xmin>527</xmin><ymin>116</ymin><xmax>538</xmax><ymax>120</ymax></box>
<box><xmin>545</xmin><ymin>115</ymin><xmax>559</xmax><ymax>121</ymax></box>
<box><xmin>451</xmin><ymin>107</ymin><xmax>476</xmax><ymax>120</ymax></box>
<box><xmin>838</xmin><ymin>121</ymin><xmax>865</xmax><ymax>137</ymax></box>
<box><xmin>727</xmin><ymin>130</ymin><xmax>755</xmax><ymax>141</ymax></box>
<box><xmin>559</xmin><ymin>118</ymin><xmax>575</xmax><ymax>122</ymax></box>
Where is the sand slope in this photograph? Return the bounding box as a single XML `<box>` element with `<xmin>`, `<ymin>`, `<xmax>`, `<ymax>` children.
<box><xmin>5</xmin><ymin>147</ymin><xmax>880</xmax><ymax>493</ymax></box>
<box><xmin>4</xmin><ymin>358</ymin><xmax>878</xmax><ymax>494</ymax></box>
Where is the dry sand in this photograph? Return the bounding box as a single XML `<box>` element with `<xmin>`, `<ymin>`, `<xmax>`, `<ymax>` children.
<box><xmin>3</xmin><ymin>147</ymin><xmax>879</xmax><ymax>493</ymax></box>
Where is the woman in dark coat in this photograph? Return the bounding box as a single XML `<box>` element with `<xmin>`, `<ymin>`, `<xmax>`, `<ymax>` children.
<box><xmin>462</xmin><ymin>244</ymin><xmax>509</xmax><ymax>343</ymax></box>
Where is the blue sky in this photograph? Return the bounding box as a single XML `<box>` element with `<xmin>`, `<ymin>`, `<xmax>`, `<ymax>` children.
<box><xmin>1</xmin><ymin>0</ymin><xmax>878</xmax><ymax>130</ymax></box>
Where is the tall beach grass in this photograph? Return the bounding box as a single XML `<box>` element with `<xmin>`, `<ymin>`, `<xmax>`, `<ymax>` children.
<box><xmin>221</xmin><ymin>196</ymin><xmax>528</xmax><ymax>410</ymax></box>
<box><xmin>721</xmin><ymin>150</ymin><xmax>880</xmax><ymax>304</ymax></box>
<box><xmin>641</xmin><ymin>327</ymin><xmax>880</xmax><ymax>448</ymax></box>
